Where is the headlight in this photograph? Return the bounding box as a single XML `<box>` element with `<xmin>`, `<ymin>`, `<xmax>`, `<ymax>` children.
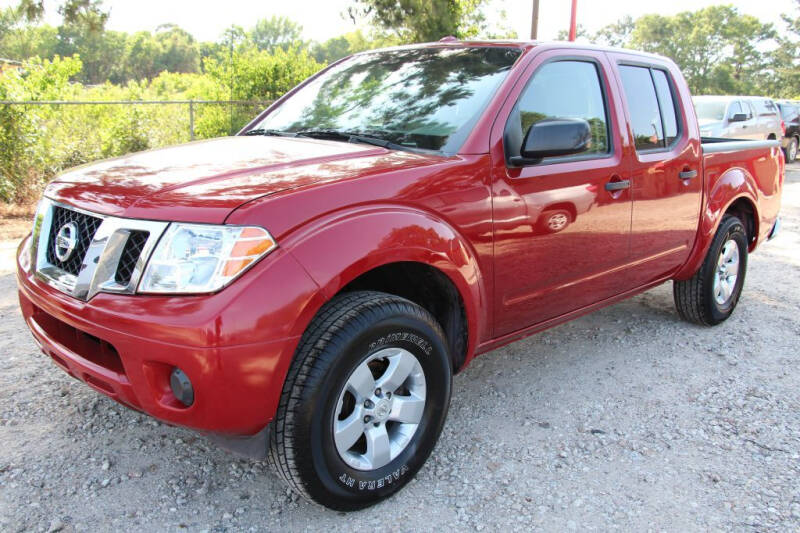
<box><xmin>139</xmin><ymin>223</ymin><xmax>276</xmax><ymax>294</ymax></box>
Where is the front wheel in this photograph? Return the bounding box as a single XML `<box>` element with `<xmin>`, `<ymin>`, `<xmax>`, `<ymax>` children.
<box><xmin>267</xmin><ymin>291</ymin><xmax>452</xmax><ymax>510</ymax></box>
<box><xmin>673</xmin><ymin>215</ymin><xmax>748</xmax><ymax>325</ymax></box>
<box><xmin>538</xmin><ymin>209</ymin><xmax>572</xmax><ymax>233</ymax></box>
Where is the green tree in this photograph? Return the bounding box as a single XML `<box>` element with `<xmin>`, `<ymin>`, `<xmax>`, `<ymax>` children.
<box><xmin>593</xmin><ymin>15</ymin><xmax>634</xmax><ymax>47</ymax></box>
<box><xmin>311</xmin><ymin>29</ymin><xmax>400</xmax><ymax>63</ymax></box>
<box><xmin>122</xmin><ymin>31</ymin><xmax>160</xmax><ymax>81</ymax></box>
<box><xmin>348</xmin><ymin>0</ymin><xmax>490</xmax><ymax>41</ymax></box>
<box><xmin>771</xmin><ymin>0</ymin><xmax>800</xmax><ymax>98</ymax></box>
<box><xmin>155</xmin><ymin>24</ymin><xmax>200</xmax><ymax>74</ymax></box>
<box><xmin>51</xmin><ymin>0</ymin><xmax>114</xmax><ymax>83</ymax></box>
<box><xmin>204</xmin><ymin>45</ymin><xmax>323</xmax><ymax>101</ymax></box>
<box><xmin>15</xmin><ymin>0</ymin><xmax>107</xmax><ymax>28</ymax></box>
<box><xmin>591</xmin><ymin>6</ymin><xmax>776</xmax><ymax>95</ymax></box>
<box><xmin>0</xmin><ymin>9</ymin><xmax>59</xmax><ymax>60</ymax></box>
<box><xmin>250</xmin><ymin>16</ymin><xmax>304</xmax><ymax>52</ymax></box>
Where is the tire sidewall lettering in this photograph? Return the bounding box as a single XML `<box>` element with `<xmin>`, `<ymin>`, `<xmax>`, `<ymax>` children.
<box><xmin>369</xmin><ymin>331</ymin><xmax>432</xmax><ymax>356</ymax></box>
<box><xmin>338</xmin><ymin>464</ymin><xmax>410</xmax><ymax>491</ymax></box>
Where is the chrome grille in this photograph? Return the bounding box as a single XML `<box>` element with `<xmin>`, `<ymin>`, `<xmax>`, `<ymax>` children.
<box><xmin>31</xmin><ymin>199</ymin><xmax>169</xmax><ymax>301</ymax></box>
<box><xmin>45</xmin><ymin>206</ymin><xmax>103</xmax><ymax>276</ymax></box>
<box><xmin>114</xmin><ymin>230</ymin><xmax>149</xmax><ymax>285</ymax></box>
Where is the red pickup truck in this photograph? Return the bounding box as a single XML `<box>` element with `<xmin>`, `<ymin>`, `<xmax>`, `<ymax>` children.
<box><xmin>16</xmin><ymin>41</ymin><xmax>783</xmax><ymax>510</ymax></box>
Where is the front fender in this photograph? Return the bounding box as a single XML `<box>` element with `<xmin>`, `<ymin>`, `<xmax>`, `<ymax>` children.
<box><xmin>675</xmin><ymin>166</ymin><xmax>759</xmax><ymax>280</ymax></box>
<box><xmin>282</xmin><ymin>204</ymin><xmax>489</xmax><ymax>361</ymax></box>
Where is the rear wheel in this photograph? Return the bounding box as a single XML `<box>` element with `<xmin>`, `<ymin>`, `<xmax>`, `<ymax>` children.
<box><xmin>673</xmin><ymin>215</ymin><xmax>748</xmax><ymax>325</ymax></box>
<box><xmin>267</xmin><ymin>291</ymin><xmax>452</xmax><ymax>510</ymax></box>
<box><xmin>785</xmin><ymin>137</ymin><xmax>798</xmax><ymax>163</ymax></box>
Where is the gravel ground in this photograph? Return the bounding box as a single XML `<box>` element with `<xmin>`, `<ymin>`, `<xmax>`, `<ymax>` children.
<box><xmin>1</xmin><ymin>167</ymin><xmax>799</xmax><ymax>532</ymax></box>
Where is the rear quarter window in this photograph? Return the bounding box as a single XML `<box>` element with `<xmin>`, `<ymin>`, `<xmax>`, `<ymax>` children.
<box><xmin>753</xmin><ymin>99</ymin><xmax>778</xmax><ymax>116</ymax></box>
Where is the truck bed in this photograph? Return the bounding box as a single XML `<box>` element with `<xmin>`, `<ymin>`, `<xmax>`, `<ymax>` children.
<box><xmin>700</xmin><ymin>137</ymin><xmax>783</xmax><ymax>246</ymax></box>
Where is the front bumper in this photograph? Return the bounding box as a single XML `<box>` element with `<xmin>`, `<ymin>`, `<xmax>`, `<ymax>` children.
<box><xmin>16</xmin><ymin>235</ymin><xmax>320</xmax><ymax>436</ymax></box>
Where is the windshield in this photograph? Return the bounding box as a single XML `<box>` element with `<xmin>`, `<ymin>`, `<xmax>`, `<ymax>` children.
<box><xmin>694</xmin><ymin>100</ymin><xmax>727</xmax><ymax>121</ymax></box>
<box><xmin>252</xmin><ymin>46</ymin><xmax>521</xmax><ymax>153</ymax></box>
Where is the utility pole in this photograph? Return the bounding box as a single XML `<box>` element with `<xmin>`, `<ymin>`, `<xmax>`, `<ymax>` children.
<box><xmin>569</xmin><ymin>0</ymin><xmax>578</xmax><ymax>41</ymax></box>
<box><xmin>530</xmin><ymin>0</ymin><xmax>540</xmax><ymax>40</ymax></box>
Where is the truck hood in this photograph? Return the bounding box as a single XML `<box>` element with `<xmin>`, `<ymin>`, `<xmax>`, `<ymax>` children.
<box><xmin>45</xmin><ymin>136</ymin><xmax>414</xmax><ymax>223</ymax></box>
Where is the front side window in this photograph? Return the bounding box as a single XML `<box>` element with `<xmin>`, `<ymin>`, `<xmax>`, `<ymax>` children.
<box><xmin>254</xmin><ymin>46</ymin><xmax>521</xmax><ymax>154</ymax></box>
<box><xmin>728</xmin><ymin>101</ymin><xmax>744</xmax><ymax>119</ymax></box>
<box><xmin>504</xmin><ymin>60</ymin><xmax>610</xmax><ymax>161</ymax></box>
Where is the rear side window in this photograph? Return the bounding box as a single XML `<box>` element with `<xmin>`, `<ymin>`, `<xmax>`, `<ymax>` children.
<box><xmin>619</xmin><ymin>65</ymin><xmax>681</xmax><ymax>151</ymax></box>
<box><xmin>504</xmin><ymin>60</ymin><xmax>610</xmax><ymax>161</ymax></box>
<box><xmin>753</xmin><ymin>99</ymin><xmax>778</xmax><ymax>116</ymax></box>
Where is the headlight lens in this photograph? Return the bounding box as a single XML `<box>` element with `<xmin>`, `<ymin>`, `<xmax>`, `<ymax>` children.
<box><xmin>139</xmin><ymin>223</ymin><xmax>276</xmax><ymax>294</ymax></box>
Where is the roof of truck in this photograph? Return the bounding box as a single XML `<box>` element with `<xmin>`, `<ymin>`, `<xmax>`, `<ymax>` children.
<box><xmin>693</xmin><ymin>95</ymin><xmax>775</xmax><ymax>102</ymax></box>
<box><xmin>353</xmin><ymin>39</ymin><xmax>675</xmax><ymax>63</ymax></box>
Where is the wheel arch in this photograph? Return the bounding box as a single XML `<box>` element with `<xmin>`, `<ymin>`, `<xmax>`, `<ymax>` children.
<box><xmin>284</xmin><ymin>205</ymin><xmax>488</xmax><ymax>372</ymax></box>
<box><xmin>674</xmin><ymin>165</ymin><xmax>760</xmax><ymax>280</ymax></box>
<box><xmin>542</xmin><ymin>202</ymin><xmax>577</xmax><ymax>221</ymax></box>
<box><xmin>723</xmin><ymin>196</ymin><xmax>758</xmax><ymax>248</ymax></box>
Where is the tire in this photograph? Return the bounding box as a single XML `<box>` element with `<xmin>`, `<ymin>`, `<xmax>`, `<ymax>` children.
<box><xmin>785</xmin><ymin>137</ymin><xmax>798</xmax><ymax>163</ymax></box>
<box><xmin>673</xmin><ymin>215</ymin><xmax>748</xmax><ymax>326</ymax></box>
<box><xmin>538</xmin><ymin>208</ymin><xmax>572</xmax><ymax>233</ymax></box>
<box><xmin>267</xmin><ymin>291</ymin><xmax>452</xmax><ymax>511</ymax></box>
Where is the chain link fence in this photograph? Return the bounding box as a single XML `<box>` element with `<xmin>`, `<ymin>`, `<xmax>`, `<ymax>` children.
<box><xmin>0</xmin><ymin>100</ymin><xmax>272</xmax><ymax>202</ymax></box>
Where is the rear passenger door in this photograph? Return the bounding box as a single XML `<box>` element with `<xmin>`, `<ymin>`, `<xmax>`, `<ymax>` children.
<box><xmin>756</xmin><ymin>99</ymin><xmax>782</xmax><ymax>140</ymax></box>
<box><xmin>742</xmin><ymin>101</ymin><xmax>761</xmax><ymax>139</ymax></box>
<box><xmin>610</xmin><ymin>56</ymin><xmax>703</xmax><ymax>286</ymax></box>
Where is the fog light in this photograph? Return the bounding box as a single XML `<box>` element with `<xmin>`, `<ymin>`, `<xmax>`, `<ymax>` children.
<box><xmin>170</xmin><ymin>367</ymin><xmax>194</xmax><ymax>407</ymax></box>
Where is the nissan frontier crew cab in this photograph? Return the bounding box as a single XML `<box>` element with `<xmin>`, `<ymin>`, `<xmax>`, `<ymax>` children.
<box><xmin>17</xmin><ymin>40</ymin><xmax>783</xmax><ymax>511</ymax></box>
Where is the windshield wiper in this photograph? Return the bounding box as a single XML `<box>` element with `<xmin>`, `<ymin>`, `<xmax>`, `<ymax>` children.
<box><xmin>243</xmin><ymin>128</ymin><xmax>298</xmax><ymax>137</ymax></box>
<box><xmin>295</xmin><ymin>129</ymin><xmax>410</xmax><ymax>151</ymax></box>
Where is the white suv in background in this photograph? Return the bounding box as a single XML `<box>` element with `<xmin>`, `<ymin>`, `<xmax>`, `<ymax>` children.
<box><xmin>693</xmin><ymin>95</ymin><xmax>783</xmax><ymax>141</ymax></box>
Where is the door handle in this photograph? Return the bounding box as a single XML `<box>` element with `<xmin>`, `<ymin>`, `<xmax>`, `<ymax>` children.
<box><xmin>604</xmin><ymin>180</ymin><xmax>631</xmax><ymax>191</ymax></box>
<box><xmin>679</xmin><ymin>169</ymin><xmax>698</xmax><ymax>179</ymax></box>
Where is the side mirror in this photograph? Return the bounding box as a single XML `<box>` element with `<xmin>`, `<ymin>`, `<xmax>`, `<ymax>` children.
<box><xmin>511</xmin><ymin>118</ymin><xmax>591</xmax><ymax>166</ymax></box>
<box><xmin>729</xmin><ymin>113</ymin><xmax>748</xmax><ymax>123</ymax></box>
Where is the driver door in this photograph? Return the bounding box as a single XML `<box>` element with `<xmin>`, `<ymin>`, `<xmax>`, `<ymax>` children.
<box><xmin>489</xmin><ymin>50</ymin><xmax>634</xmax><ymax>337</ymax></box>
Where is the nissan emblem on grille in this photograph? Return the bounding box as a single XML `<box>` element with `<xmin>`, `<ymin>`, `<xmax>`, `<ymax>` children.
<box><xmin>54</xmin><ymin>222</ymin><xmax>79</xmax><ymax>262</ymax></box>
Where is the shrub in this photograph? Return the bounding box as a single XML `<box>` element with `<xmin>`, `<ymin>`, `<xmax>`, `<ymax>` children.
<box><xmin>0</xmin><ymin>47</ymin><xmax>314</xmax><ymax>203</ymax></box>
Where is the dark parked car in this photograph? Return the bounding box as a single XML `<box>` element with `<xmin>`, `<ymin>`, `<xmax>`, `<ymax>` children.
<box><xmin>778</xmin><ymin>100</ymin><xmax>800</xmax><ymax>163</ymax></box>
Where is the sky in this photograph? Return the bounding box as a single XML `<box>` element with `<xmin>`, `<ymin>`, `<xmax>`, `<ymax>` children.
<box><xmin>1</xmin><ymin>0</ymin><xmax>796</xmax><ymax>43</ymax></box>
